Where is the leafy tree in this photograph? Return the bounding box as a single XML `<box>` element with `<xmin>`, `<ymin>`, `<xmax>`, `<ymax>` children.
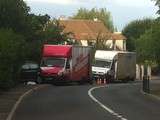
<box><xmin>136</xmin><ymin>20</ymin><xmax>160</xmax><ymax>64</ymax></box>
<box><xmin>25</xmin><ymin>14</ymin><xmax>50</xmax><ymax>41</ymax></box>
<box><xmin>0</xmin><ymin>0</ymin><xmax>50</xmax><ymax>41</ymax></box>
<box><xmin>72</xmin><ymin>8</ymin><xmax>114</xmax><ymax>32</ymax></box>
<box><xmin>0</xmin><ymin>29</ymin><xmax>25</xmax><ymax>89</ymax></box>
<box><xmin>152</xmin><ymin>0</ymin><xmax>160</xmax><ymax>15</ymax></box>
<box><xmin>0</xmin><ymin>0</ymin><xmax>30</xmax><ymax>34</ymax></box>
<box><xmin>43</xmin><ymin>19</ymin><xmax>73</xmax><ymax>44</ymax></box>
<box><xmin>93</xmin><ymin>32</ymin><xmax>111</xmax><ymax>50</ymax></box>
<box><xmin>0</xmin><ymin>0</ymin><xmax>52</xmax><ymax>88</ymax></box>
<box><xmin>122</xmin><ymin>18</ymin><xmax>154</xmax><ymax>51</ymax></box>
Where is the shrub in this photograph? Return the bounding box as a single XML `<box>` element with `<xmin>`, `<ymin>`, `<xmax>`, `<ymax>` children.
<box><xmin>0</xmin><ymin>29</ymin><xmax>25</xmax><ymax>89</ymax></box>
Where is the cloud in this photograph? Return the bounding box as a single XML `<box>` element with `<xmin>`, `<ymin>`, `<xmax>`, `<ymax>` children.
<box><xmin>24</xmin><ymin>0</ymin><xmax>109</xmax><ymax>5</ymax></box>
<box><xmin>25</xmin><ymin>0</ymin><xmax>155</xmax><ymax>8</ymax></box>
<box><xmin>113</xmin><ymin>0</ymin><xmax>155</xmax><ymax>7</ymax></box>
<box><xmin>24</xmin><ymin>0</ymin><xmax>76</xmax><ymax>5</ymax></box>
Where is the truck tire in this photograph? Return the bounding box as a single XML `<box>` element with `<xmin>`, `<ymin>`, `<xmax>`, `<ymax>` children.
<box><xmin>78</xmin><ymin>77</ymin><xmax>87</xmax><ymax>85</ymax></box>
<box><xmin>78</xmin><ymin>81</ymin><xmax>84</xmax><ymax>85</ymax></box>
<box><xmin>130</xmin><ymin>78</ymin><xmax>135</xmax><ymax>81</ymax></box>
<box><xmin>88</xmin><ymin>79</ymin><xmax>93</xmax><ymax>85</ymax></box>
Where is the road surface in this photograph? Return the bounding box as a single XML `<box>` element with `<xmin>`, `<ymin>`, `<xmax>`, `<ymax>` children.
<box><xmin>12</xmin><ymin>81</ymin><xmax>160</xmax><ymax>120</ymax></box>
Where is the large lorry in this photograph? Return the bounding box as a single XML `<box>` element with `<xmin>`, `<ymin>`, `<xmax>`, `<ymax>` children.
<box><xmin>92</xmin><ymin>50</ymin><xmax>136</xmax><ymax>82</ymax></box>
<box><xmin>38</xmin><ymin>45</ymin><xmax>92</xmax><ymax>84</ymax></box>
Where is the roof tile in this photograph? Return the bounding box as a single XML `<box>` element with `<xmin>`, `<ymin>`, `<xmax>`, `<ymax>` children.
<box><xmin>59</xmin><ymin>19</ymin><xmax>111</xmax><ymax>40</ymax></box>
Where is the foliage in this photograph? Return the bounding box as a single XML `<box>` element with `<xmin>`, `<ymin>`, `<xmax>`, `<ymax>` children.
<box><xmin>136</xmin><ymin>20</ymin><xmax>160</xmax><ymax>64</ymax></box>
<box><xmin>72</xmin><ymin>8</ymin><xmax>114</xmax><ymax>32</ymax></box>
<box><xmin>0</xmin><ymin>0</ymin><xmax>54</xmax><ymax>89</ymax></box>
<box><xmin>43</xmin><ymin>19</ymin><xmax>73</xmax><ymax>44</ymax></box>
<box><xmin>0</xmin><ymin>29</ymin><xmax>25</xmax><ymax>89</ymax></box>
<box><xmin>94</xmin><ymin>32</ymin><xmax>111</xmax><ymax>50</ymax></box>
<box><xmin>0</xmin><ymin>0</ymin><xmax>30</xmax><ymax>34</ymax></box>
<box><xmin>25</xmin><ymin>14</ymin><xmax>50</xmax><ymax>41</ymax></box>
<box><xmin>122</xmin><ymin>18</ymin><xmax>154</xmax><ymax>51</ymax></box>
<box><xmin>152</xmin><ymin>0</ymin><xmax>160</xmax><ymax>15</ymax></box>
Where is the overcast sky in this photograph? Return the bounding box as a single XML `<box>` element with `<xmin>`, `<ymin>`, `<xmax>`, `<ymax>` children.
<box><xmin>24</xmin><ymin>0</ymin><xmax>158</xmax><ymax>31</ymax></box>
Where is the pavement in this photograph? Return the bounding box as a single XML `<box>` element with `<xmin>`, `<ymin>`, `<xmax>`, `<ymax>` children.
<box><xmin>0</xmin><ymin>84</ymin><xmax>39</xmax><ymax>120</ymax></box>
<box><xmin>0</xmin><ymin>79</ymin><xmax>160</xmax><ymax>120</ymax></box>
<box><xmin>150</xmin><ymin>77</ymin><xmax>160</xmax><ymax>98</ymax></box>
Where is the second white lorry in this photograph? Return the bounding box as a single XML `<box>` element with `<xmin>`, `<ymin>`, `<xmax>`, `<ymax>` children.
<box><xmin>92</xmin><ymin>50</ymin><xmax>136</xmax><ymax>82</ymax></box>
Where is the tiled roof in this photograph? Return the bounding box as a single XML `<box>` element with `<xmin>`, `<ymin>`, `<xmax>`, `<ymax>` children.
<box><xmin>59</xmin><ymin>19</ymin><xmax>111</xmax><ymax>40</ymax></box>
<box><xmin>111</xmin><ymin>33</ymin><xmax>126</xmax><ymax>40</ymax></box>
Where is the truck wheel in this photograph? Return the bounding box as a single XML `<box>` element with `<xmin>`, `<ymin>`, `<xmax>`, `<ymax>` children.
<box><xmin>88</xmin><ymin>80</ymin><xmax>93</xmax><ymax>85</ymax></box>
<box><xmin>123</xmin><ymin>79</ymin><xmax>128</xmax><ymax>83</ymax></box>
<box><xmin>130</xmin><ymin>78</ymin><xmax>135</xmax><ymax>81</ymax></box>
<box><xmin>36</xmin><ymin>76</ymin><xmax>42</xmax><ymax>84</ymax></box>
<box><xmin>78</xmin><ymin>81</ymin><xmax>84</xmax><ymax>85</ymax></box>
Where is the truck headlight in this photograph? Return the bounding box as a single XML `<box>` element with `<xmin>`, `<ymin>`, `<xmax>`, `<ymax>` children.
<box><xmin>58</xmin><ymin>70</ymin><xmax>64</xmax><ymax>76</ymax></box>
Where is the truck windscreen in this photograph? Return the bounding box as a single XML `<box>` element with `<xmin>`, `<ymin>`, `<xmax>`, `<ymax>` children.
<box><xmin>42</xmin><ymin>58</ymin><xmax>65</xmax><ymax>67</ymax></box>
<box><xmin>94</xmin><ymin>60</ymin><xmax>111</xmax><ymax>68</ymax></box>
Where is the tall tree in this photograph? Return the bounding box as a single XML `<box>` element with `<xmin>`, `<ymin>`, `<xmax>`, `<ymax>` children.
<box><xmin>0</xmin><ymin>0</ymin><xmax>30</xmax><ymax>34</ymax></box>
<box><xmin>122</xmin><ymin>18</ymin><xmax>154</xmax><ymax>51</ymax></box>
<box><xmin>26</xmin><ymin>14</ymin><xmax>50</xmax><ymax>41</ymax></box>
<box><xmin>72</xmin><ymin>8</ymin><xmax>114</xmax><ymax>32</ymax></box>
<box><xmin>0</xmin><ymin>0</ymin><xmax>50</xmax><ymax>40</ymax></box>
<box><xmin>0</xmin><ymin>29</ymin><xmax>25</xmax><ymax>89</ymax></box>
<box><xmin>152</xmin><ymin>0</ymin><xmax>160</xmax><ymax>15</ymax></box>
<box><xmin>136</xmin><ymin>20</ymin><xmax>160</xmax><ymax>64</ymax></box>
<box><xmin>43</xmin><ymin>19</ymin><xmax>73</xmax><ymax>45</ymax></box>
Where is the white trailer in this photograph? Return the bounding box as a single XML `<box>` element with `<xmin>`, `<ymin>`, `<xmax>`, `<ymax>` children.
<box><xmin>92</xmin><ymin>50</ymin><xmax>136</xmax><ymax>82</ymax></box>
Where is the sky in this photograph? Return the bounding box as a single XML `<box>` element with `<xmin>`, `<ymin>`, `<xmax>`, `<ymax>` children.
<box><xmin>24</xmin><ymin>0</ymin><xmax>158</xmax><ymax>31</ymax></box>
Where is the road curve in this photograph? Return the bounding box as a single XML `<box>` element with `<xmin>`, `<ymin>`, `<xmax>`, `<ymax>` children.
<box><xmin>12</xmin><ymin>82</ymin><xmax>160</xmax><ymax>120</ymax></box>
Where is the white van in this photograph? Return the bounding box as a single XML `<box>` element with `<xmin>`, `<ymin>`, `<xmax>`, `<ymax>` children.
<box><xmin>92</xmin><ymin>50</ymin><xmax>136</xmax><ymax>82</ymax></box>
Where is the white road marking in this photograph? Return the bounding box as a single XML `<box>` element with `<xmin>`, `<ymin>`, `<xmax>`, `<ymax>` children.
<box><xmin>88</xmin><ymin>86</ymin><xmax>128</xmax><ymax>120</ymax></box>
<box><xmin>6</xmin><ymin>85</ymin><xmax>49</xmax><ymax>120</ymax></box>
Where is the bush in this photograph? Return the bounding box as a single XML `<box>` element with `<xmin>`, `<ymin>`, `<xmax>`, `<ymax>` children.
<box><xmin>0</xmin><ymin>29</ymin><xmax>25</xmax><ymax>89</ymax></box>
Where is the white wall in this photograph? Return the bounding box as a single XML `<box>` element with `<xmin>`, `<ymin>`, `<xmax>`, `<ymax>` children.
<box><xmin>80</xmin><ymin>39</ymin><xmax>126</xmax><ymax>51</ymax></box>
<box><xmin>80</xmin><ymin>40</ymin><xmax>88</xmax><ymax>46</ymax></box>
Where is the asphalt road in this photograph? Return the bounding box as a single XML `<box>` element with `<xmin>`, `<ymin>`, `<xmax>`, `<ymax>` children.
<box><xmin>12</xmin><ymin>81</ymin><xmax>160</xmax><ymax>120</ymax></box>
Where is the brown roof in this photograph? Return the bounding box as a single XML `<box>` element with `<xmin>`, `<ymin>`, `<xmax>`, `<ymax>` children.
<box><xmin>111</xmin><ymin>33</ymin><xmax>126</xmax><ymax>40</ymax></box>
<box><xmin>59</xmin><ymin>19</ymin><xmax>111</xmax><ymax>40</ymax></box>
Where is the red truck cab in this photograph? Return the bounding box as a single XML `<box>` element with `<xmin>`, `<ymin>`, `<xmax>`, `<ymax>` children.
<box><xmin>39</xmin><ymin>44</ymin><xmax>92</xmax><ymax>84</ymax></box>
<box><xmin>39</xmin><ymin>45</ymin><xmax>72</xmax><ymax>83</ymax></box>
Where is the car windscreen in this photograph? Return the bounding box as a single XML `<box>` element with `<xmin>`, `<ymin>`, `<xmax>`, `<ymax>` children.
<box><xmin>22</xmin><ymin>63</ymin><xmax>39</xmax><ymax>69</ymax></box>
<box><xmin>94</xmin><ymin>60</ymin><xmax>112</xmax><ymax>68</ymax></box>
<box><xmin>42</xmin><ymin>58</ymin><xmax>65</xmax><ymax>67</ymax></box>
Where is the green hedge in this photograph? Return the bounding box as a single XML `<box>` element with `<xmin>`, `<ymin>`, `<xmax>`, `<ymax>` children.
<box><xmin>0</xmin><ymin>29</ymin><xmax>26</xmax><ymax>89</ymax></box>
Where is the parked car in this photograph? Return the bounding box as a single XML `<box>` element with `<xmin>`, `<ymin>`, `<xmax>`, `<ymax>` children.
<box><xmin>19</xmin><ymin>61</ymin><xmax>40</xmax><ymax>83</ymax></box>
